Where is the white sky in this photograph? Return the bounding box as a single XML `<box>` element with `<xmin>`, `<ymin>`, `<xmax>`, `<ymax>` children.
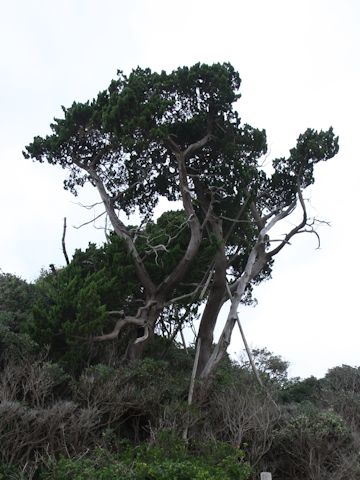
<box><xmin>1</xmin><ymin>0</ymin><xmax>359</xmax><ymax>379</ymax></box>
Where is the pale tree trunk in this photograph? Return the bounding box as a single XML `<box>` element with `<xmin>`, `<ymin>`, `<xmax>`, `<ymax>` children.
<box><xmin>200</xmin><ymin>198</ymin><xmax>302</xmax><ymax>381</ymax></box>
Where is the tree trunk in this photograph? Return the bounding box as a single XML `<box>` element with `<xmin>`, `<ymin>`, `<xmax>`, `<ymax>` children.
<box><xmin>196</xmin><ymin>244</ymin><xmax>227</xmax><ymax>375</ymax></box>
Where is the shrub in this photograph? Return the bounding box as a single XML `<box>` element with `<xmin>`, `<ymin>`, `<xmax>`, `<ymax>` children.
<box><xmin>73</xmin><ymin>358</ymin><xmax>189</xmax><ymax>441</ymax></box>
<box><xmin>0</xmin><ymin>400</ymin><xmax>99</xmax><ymax>467</ymax></box>
<box><xmin>268</xmin><ymin>407</ymin><xmax>360</xmax><ymax>479</ymax></box>
<box><xmin>40</xmin><ymin>443</ymin><xmax>251</xmax><ymax>480</ymax></box>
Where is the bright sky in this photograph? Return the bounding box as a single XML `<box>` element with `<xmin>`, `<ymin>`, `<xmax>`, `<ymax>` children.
<box><xmin>1</xmin><ymin>0</ymin><xmax>359</xmax><ymax>379</ymax></box>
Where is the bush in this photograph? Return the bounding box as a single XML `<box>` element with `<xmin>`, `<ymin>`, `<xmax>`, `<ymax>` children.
<box><xmin>73</xmin><ymin>358</ymin><xmax>189</xmax><ymax>441</ymax></box>
<box><xmin>0</xmin><ymin>400</ymin><xmax>99</xmax><ymax>467</ymax></box>
<box><xmin>268</xmin><ymin>407</ymin><xmax>360</xmax><ymax>479</ymax></box>
<box><xmin>40</xmin><ymin>443</ymin><xmax>251</xmax><ymax>480</ymax></box>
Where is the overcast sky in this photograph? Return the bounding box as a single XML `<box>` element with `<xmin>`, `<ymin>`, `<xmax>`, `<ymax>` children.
<box><xmin>1</xmin><ymin>0</ymin><xmax>359</xmax><ymax>379</ymax></box>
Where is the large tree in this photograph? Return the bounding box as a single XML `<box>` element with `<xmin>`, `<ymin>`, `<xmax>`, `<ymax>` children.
<box><xmin>24</xmin><ymin>62</ymin><xmax>339</xmax><ymax>381</ymax></box>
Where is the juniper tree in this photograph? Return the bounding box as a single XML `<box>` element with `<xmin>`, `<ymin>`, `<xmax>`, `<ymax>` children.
<box><xmin>24</xmin><ymin>62</ymin><xmax>339</xmax><ymax>380</ymax></box>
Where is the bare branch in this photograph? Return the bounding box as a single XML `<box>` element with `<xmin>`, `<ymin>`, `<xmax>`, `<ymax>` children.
<box><xmin>165</xmin><ymin>262</ymin><xmax>214</xmax><ymax>306</ymax></box>
<box><xmin>62</xmin><ymin>217</ymin><xmax>70</xmax><ymax>266</ymax></box>
<box><xmin>296</xmin><ymin>217</ymin><xmax>330</xmax><ymax>249</ymax></box>
<box><xmin>165</xmin><ymin>134</ymin><xmax>181</xmax><ymax>153</ymax></box>
<box><xmin>73</xmin><ymin>210</ymin><xmax>106</xmax><ymax>229</ymax></box>
<box><xmin>165</xmin><ymin>285</ymin><xmax>202</xmax><ymax>306</ymax></box>
<box><xmin>136</xmin><ymin>299</ymin><xmax>158</xmax><ymax>317</ymax></box>
<box><xmin>298</xmin><ymin>227</ymin><xmax>321</xmax><ymax>249</ymax></box>
<box><xmin>110</xmin><ymin>176</ymin><xmax>151</xmax><ymax>206</ymax></box>
<box><xmin>93</xmin><ymin>316</ymin><xmax>145</xmax><ymax>342</ymax></box>
<box><xmin>157</xmin><ymin>151</ymin><xmax>202</xmax><ymax>296</ymax></box>
<box><xmin>223</xmin><ymin>194</ymin><xmax>252</xmax><ymax>245</ymax></box>
<box><xmin>183</xmin><ymin>338</ymin><xmax>201</xmax><ymax>442</ymax></box>
<box><xmin>87</xmin><ymin>166</ymin><xmax>156</xmax><ymax>295</ymax></box>
<box><xmin>134</xmin><ymin>325</ymin><xmax>149</xmax><ymax>344</ymax></box>
<box><xmin>267</xmin><ymin>181</ymin><xmax>307</xmax><ymax>257</ymax></box>
<box><xmin>184</xmin><ymin>133</ymin><xmax>212</xmax><ymax>158</ymax></box>
<box><xmin>73</xmin><ymin>200</ymin><xmax>104</xmax><ymax>210</ymax></box>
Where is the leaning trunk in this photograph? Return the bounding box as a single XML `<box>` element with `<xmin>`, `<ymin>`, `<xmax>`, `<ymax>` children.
<box><xmin>196</xmin><ymin>245</ymin><xmax>227</xmax><ymax>375</ymax></box>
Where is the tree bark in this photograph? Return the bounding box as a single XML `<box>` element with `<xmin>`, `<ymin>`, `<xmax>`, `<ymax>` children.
<box><xmin>196</xmin><ymin>241</ymin><xmax>227</xmax><ymax>376</ymax></box>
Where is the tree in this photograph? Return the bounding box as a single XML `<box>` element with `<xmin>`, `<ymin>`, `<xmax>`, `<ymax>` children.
<box><xmin>24</xmin><ymin>62</ymin><xmax>339</xmax><ymax>384</ymax></box>
<box><xmin>31</xmin><ymin>213</ymin><xmax>210</xmax><ymax>372</ymax></box>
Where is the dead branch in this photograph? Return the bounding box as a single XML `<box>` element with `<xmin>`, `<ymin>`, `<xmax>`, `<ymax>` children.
<box><xmin>62</xmin><ymin>217</ymin><xmax>70</xmax><ymax>266</ymax></box>
<box><xmin>183</xmin><ymin>338</ymin><xmax>201</xmax><ymax>442</ymax></box>
<box><xmin>73</xmin><ymin>210</ymin><xmax>106</xmax><ymax>229</ymax></box>
<box><xmin>225</xmin><ymin>283</ymin><xmax>264</xmax><ymax>389</ymax></box>
<box><xmin>267</xmin><ymin>180</ymin><xmax>307</xmax><ymax>258</ymax></box>
<box><xmin>73</xmin><ymin>200</ymin><xmax>104</xmax><ymax>210</ymax></box>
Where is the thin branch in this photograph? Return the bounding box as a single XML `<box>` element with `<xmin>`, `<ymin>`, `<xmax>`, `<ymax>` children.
<box><xmin>73</xmin><ymin>210</ymin><xmax>106</xmax><ymax>229</ymax></box>
<box><xmin>165</xmin><ymin>286</ymin><xmax>202</xmax><ymax>306</ymax></box>
<box><xmin>225</xmin><ymin>283</ymin><xmax>263</xmax><ymax>389</ymax></box>
<box><xmin>165</xmin><ymin>263</ymin><xmax>213</xmax><ymax>306</ymax></box>
<box><xmin>223</xmin><ymin>194</ymin><xmax>252</xmax><ymax>245</ymax></box>
<box><xmin>220</xmin><ymin>215</ymin><xmax>252</xmax><ymax>224</ymax></box>
<box><xmin>199</xmin><ymin>268</ymin><xmax>214</xmax><ymax>300</ymax></box>
<box><xmin>183</xmin><ymin>338</ymin><xmax>201</xmax><ymax>442</ymax></box>
<box><xmin>73</xmin><ymin>200</ymin><xmax>104</xmax><ymax>210</ymax></box>
<box><xmin>165</xmin><ymin>134</ymin><xmax>181</xmax><ymax>153</ymax></box>
<box><xmin>297</xmin><ymin>218</ymin><xmax>328</xmax><ymax>249</ymax></box>
<box><xmin>179</xmin><ymin>327</ymin><xmax>188</xmax><ymax>353</ymax></box>
<box><xmin>62</xmin><ymin>217</ymin><xmax>70</xmax><ymax>266</ymax></box>
<box><xmin>136</xmin><ymin>299</ymin><xmax>158</xmax><ymax>317</ymax></box>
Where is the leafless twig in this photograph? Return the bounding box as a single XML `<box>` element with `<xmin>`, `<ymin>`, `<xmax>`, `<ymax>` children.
<box><xmin>62</xmin><ymin>217</ymin><xmax>70</xmax><ymax>266</ymax></box>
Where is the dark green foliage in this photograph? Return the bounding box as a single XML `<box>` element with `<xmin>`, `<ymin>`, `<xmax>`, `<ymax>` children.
<box><xmin>0</xmin><ymin>272</ymin><xmax>36</xmax><ymax>321</ymax></box>
<box><xmin>131</xmin><ymin>209</ymin><xmax>216</xmax><ymax>296</ymax></box>
<box><xmin>240</xmin><ymin>347</ymin><xmax>290</xmax><ymax>386</ymax></box>
<box><xmin>24</xmin><ymin>63</ymin><xmax>254</xmax><ymax>218</ymax></box>
<box><xmin>31</xmin><ymin>236</ymin><xmax>139</xmax><ymax>371</ymax></box>
<box><xmin>30</xmin><ymin>211</ymin><xmax>213</xmax><ymax>372</ymax></box>
<box><xmin>40</xmin><ymin>442</ymin><xmax>251</xmax><ymax>480</ymax></box>
<box><xmin>280</xmin><ymin>375</ymin><xmax>320</xmax><ymax>403</ymax></box>
<box><xmin>0</xmin><ymin>272</ymin><xmax>38</xmax><ymax>362</ymax></box>
<box><xmin>319</xmin><ymin>365</ymin><xmax>360</xmax><ymax>434</ymax></box>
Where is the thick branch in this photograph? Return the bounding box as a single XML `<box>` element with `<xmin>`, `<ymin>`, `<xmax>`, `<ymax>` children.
<box><xmin>93</xmin><ymin>316</ymin><xmax>145</xmax><ymax>342</ymax></box>
<box><xmin>87</xmin><ymin>167</ymin><xmax>156</xmax><ymax>296</ymax></box>
<box><xmin>184</xmin><ymin>133</ymin><xmax>212</xmax><ymax>158</ymax></box>
<box><xmin>157</xmin><ymin>151</ymin><xmax>202</xmax><ymax>296</ymax></box>
<box><xmin>267</xmin><ymin>181</ymin><xmax>307</xmax><ymax>257</ymax></box>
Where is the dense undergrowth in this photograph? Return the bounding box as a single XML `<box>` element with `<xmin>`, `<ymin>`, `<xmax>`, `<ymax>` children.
<box><xmin>1</xmin><ymin>267</ymin><xmax>360</xmax><ymax>479</ymax></box>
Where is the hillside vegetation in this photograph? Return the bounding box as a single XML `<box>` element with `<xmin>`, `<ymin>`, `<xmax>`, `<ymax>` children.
<box><xmin>1</xmin><ymin>262</ymin><xmax>360</xmax><ymax>479</ymax></box>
